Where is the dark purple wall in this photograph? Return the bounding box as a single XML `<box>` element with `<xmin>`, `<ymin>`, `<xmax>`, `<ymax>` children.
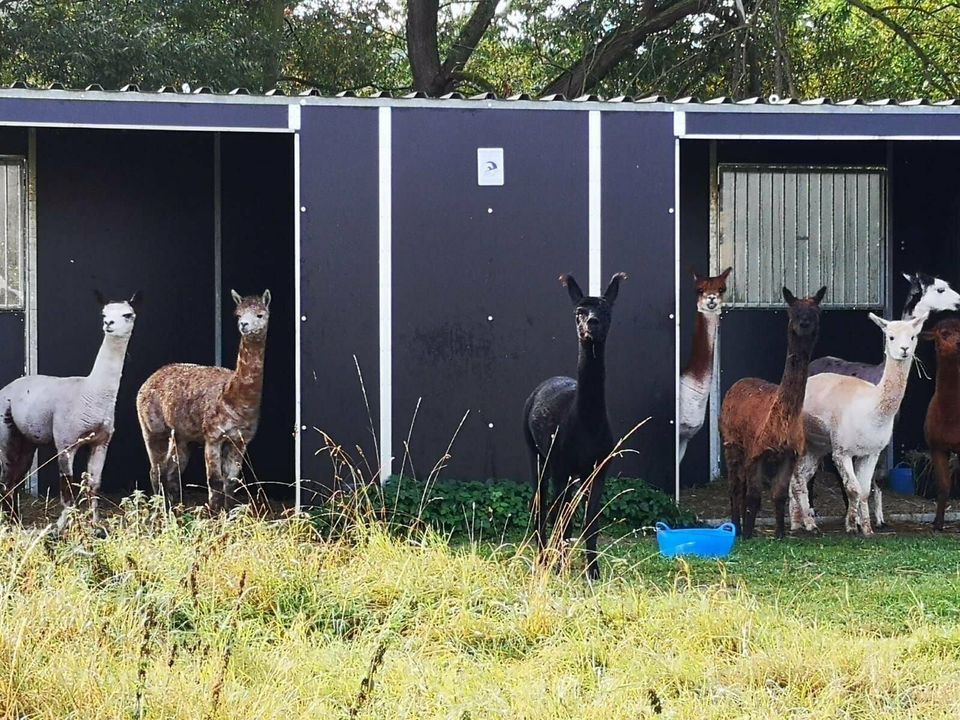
<box><xmin>298</xmin><ymin>106</ymin><xmax>380</xmax><ymax>495</ymax></box>
<box><xmin>601</xmin><ymin>112</ymin><xmax>677</xmax><ymax>490</ymax></box>
<box><xmin>391</xmin><ymin>108</ymin><xmax>589</xmax><ymax>483</ymax></box>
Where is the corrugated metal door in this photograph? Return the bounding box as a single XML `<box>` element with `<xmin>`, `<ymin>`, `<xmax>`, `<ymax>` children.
<box><xmin>716</xmin><ymin>165</ymin><xmax>887</xmax><ymax>307</ymax></box>
<box><xmin>0</xmin><ymin>157</ymin><xmax>27</xmax><ymax>384</ymax></box>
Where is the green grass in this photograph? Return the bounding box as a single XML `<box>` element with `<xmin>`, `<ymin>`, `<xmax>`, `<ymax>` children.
<box><xmin>4</xmin><ymin>498</ymin><xmax>960</xmax><ymax>718</ymax></box>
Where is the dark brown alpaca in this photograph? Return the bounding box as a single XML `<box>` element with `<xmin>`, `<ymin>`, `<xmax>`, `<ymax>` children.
<box><xmin>136</xmin><ymin>290</ymin><xmax>270</xmax><ymax>512</ymax></box>
<box><xmin>923</xmin><ymin>318</ymin><xmax>960</xmax><ymax>530</ymax></box>
<box><xmin>720</xmin><ymin>286</ymin><xmax>826</xmax><ymax>539</ymax></box>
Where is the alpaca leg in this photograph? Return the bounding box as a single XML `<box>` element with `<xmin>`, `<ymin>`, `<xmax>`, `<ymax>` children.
<box><xmin>546</xmin><ymin>475</ymin><xmax>576</xmax><ymax>565</ymax></box>
<box><xmin>204</xmin><ymin>440</ymin><xmax>225</xmax><ymax>514</ymax></box>
<box><xmin>0</xmin><ymin>430</ymin><xmax>33</xmax><ymax>522</ymax></box>
<box><xmin>853</xmin><ymin>455</ymin><xmax>880</xmax><ymax>537</ymax></box>
<box><xmin>742</xmin><ymin>464</ymin><xmax>763</xmax><ymax>540</ymax></box>
<box><xmin>85</xmin><ymin>442</ymin><xmax>109</xmax><ymax>523</ymax></box>
<box><xmin>790</xmin><ymin>453</ymin><xmax>819</xmax><ymax>533</ymax></box>
<box><xmin>678</xmin><ymin>436</ymin><xmax>689</xmax><ymax>464</ymax></box>
<box><xmin>221</xmin><ymin>443</ymin><xmax>243</xmax><ymax>509</ymax></box>
<box><xmin>772</xmin><ymin>458</ymin><xmax>794</xmax><ymax>540</ymax></box>
<box><xmin>832</xmin><ymin>452</ymin><xmax>861</xmax><ymax>533</ymax></box>
<box><xmin>162</xmin><ymin>438</ymin><xmax>189</xmax><ymax>509</ymax></box>
<box><xmin>56</xmin><ymin>446</ymin><xmax>79</xmax><ymax>532</ymax></box>
<box><xmin>142</xmin><ymin>431</ymin><xmax>169</xmax><ymax>498</ymax></box>
<box><xmin>530</xmin><ymin>452</ymin><xmax>549</xmax><ymax>561</ymax></box>
<box><xmin>725</xmin><ymin>450</ymin><xmax>745</xmax><ymax>536</ymax></box>
<box><xmin>931</xmin><ymin>449</ymin><xmax>952</xmax><ymax>531</ymax></box>
<box><xmin>872</xmin><ymin>479</ymin><xmax>885</xmax><ymax>529</ymax></box>
<box><xmin>582</xmin><ymin>472</ymin><xmax>606</xmax><ymax>582</ymax></box>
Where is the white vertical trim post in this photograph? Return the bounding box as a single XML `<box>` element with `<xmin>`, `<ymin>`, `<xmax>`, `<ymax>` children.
<box><xmin>707</xmin><ymin>140</ymin><xmax>721</xmax><ymax>481</ymax></box>
<box><xmin>26</xmin><ymin>129</ymin><xmax>38</xmax><ymax>497</ymax></box>
<box><xmin>673</xmin><ymin>121</ymin><xmax>682</xmax><ymax>505</ymax></box>
<box><xmin>378</xmin><ymin>107</ymin><xmax>393</xmax><ymax>486</ymax></box>
<box><xmin>213</xmin><ymin>133</ymin><xmax>222</xmax><ymax>366</ymax></box>
<box><xmin>293</xmin><ymin>131</ymin><xmax>302</xmax><ymax>511</ymax></box>
<box><xmin>588</xmin><ymin>111</ymin><xmax>602</xmax><ymax>295</ymax></box>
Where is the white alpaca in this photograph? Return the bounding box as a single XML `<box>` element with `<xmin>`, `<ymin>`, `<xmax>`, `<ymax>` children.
<box><xmin>790</xmin><ymin>312</ymin><xmax>926</xmax><ymax>536</ymax></box>
<box><xmin>0</xmin><ymin>291</ymin><xmax>140</xmax><ymax>527</ymax></box>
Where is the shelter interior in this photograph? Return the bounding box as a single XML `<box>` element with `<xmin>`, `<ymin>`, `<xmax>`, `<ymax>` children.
<box><xmin>0</xmin><ymin>126</ymin><xmax>295</xmax><ymax>501</ymax></box>
<box><xmin>680</xmin><ymin>138</ymin><xmax>960</xmax><ymax>489</ymax></box>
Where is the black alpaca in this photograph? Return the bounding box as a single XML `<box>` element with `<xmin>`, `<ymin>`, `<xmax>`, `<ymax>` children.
<box><xmin>522</xmin><ymin>272</ymin><xmax>626</xmax><ymax>581</ymax></box>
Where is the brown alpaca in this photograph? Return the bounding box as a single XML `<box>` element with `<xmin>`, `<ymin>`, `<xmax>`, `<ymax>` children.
<box><xmin>923</xmin><ymin>318</ymin><xmax>960</xmax><ymax>530</ymax></box>
<box><xmin>720</xmin><ymin>286</ymin><xmax>826</xmax><ymax>539</ymax></box>
<box><xmin>679</xmin><ymin>267</ymin><xmax>731</xmax><ymax>463</ymax></box>
<box><xmin>136</xmin><ymin>290</ymin><xmax>270</xmax><ymax>512</ymax></box>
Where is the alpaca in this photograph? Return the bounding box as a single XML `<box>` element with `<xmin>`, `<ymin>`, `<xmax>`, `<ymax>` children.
<box><xmin>523</xmin><ymin>272</ymin><xmax>626</xmax><ymax>581</ymax></box>
<box><xmin>679</xmin><ymin>267</ymin><xmax>731</xmax><ymax>463</ymax></box>
<box><xmin>805</xmin><ymin>272</ymin><xmax>958</xmax><ymax>527</ymax></box>
<box><xmin>720</xmin><ymin>286</ymin><xmax>826</xmax><ymax>539</ymax></box>
<box><xmin>137</xmin><ymin>290</ymin><xmax>270</xmax><ymax>513</ymax></box>
<box><xmin>790</xmin><ymin>313</ymin><xmax>926</xmax><ymax>536</ymax></box>
<box><xmin>922</xmin><ymin>318</ymin><xmax>960</xmax><ymax>530</ymax></box>
<box><xmin>0</xmin><ymin>290</ymin><xmax>141</xmax><ymax>527</ymax></box>
<box><xmin>809</xmin><ymin>272</ymin><xmax>959</xmax><ymax>382</ymax></box>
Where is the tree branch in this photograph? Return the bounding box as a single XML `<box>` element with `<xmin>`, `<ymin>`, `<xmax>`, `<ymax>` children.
<box><xmin>846</xmin><ymin>0</ymin><xmax>958</xmax><ymax>96</ymax></box>
<box><xmin>439</xmin><ymin>0</ymin><xmax>499</xmax><ymax>82</ymax></box>
<box><xmin>540</xmin><ymin>0</ymin><xmax>709</xmax><ymax>97</ymax></box>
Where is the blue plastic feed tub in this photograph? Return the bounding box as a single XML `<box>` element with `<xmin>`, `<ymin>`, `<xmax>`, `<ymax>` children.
<box><xmin>655</xmin><ymin>522</ymin><xmax>736</xmax><ymax>558</ymax></box>
<box><xmin>888</xmin><ymin>464</ymin><xmax>914</xmax><ymax>495</ymax></box>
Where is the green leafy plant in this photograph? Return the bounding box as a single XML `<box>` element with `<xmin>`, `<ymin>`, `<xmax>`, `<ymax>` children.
<box><xmin>312</xmin><ymin>476</ymin><xmax>697</xmax><ymax>539</ymax></box>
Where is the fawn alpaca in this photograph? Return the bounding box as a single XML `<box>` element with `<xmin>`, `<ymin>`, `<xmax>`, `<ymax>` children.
<box><xmin>790</xmin><ymin>313</ymin><xmax>926</xmax><ymax>536</ymax></box>
<box><xmin>720</xmin><ymin>286</ymin><xmax>826</xmax><ymax>539</ymax></box>
<box><xmin>679</xmin><ymin>267</ymin><xmax>731</xmax><ymax>463</ymax></box>
<box><xmin>923</xmin><ymin>319</ymin><xmax>960</xmax><ymax>530</ymax></box>
<box><xmin>137</xmin><ymin>290</ymin><xmax>270</xmax><ymax>512</ymax></box>
<box><xmin>523</xmin><ymin>273</ymin><xmax>626</xmax><ymax>581</ymax></box>
<box><xmin>0</xmin><ymin>291</ymin><xmax>140</xmax><ymax>526</ymax></box>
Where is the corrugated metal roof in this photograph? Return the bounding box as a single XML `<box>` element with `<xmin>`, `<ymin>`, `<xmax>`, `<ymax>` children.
<box><xmin>2</xmin><ymin>81</ymin><xmax>959</xmax><ymax>108</ymax></box>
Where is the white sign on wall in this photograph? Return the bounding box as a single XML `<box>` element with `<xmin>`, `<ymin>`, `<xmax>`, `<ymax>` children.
<box><xmin>477</xmin><ymin>148</ymin><xmax>504</xmax><ymax>186</ymax></box>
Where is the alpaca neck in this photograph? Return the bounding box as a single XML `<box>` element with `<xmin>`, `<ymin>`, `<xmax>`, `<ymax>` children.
<box><xmin>901</xmin><ymin>292</ymin><xmax>921</xmax><ymax>320</ymax></box>
<box><xmin>777</xmin><ymin>331</ymin><xmax>815</xmax><ymax>417</ymax></box>
<box><xmin>934</xmin><ymin>353</ymin><xmax>960</xmax><ymax>404</ymax></box>
<box><xmin>575</xmin><ymin>340</ymin><xmax>606</xmax><ymax>421</ymax></box>
<box><xmin>876</xmin><ymin>353</ymin><xmax>913</xmax><ymax>417</ymax></box>
<box><xmin>86</xmin><ymin>333</ymin><xmax>131</xmax><ymax>400</ymax></box>
<box><xmin>223</xmin><ymin>334</ymin><xmax>267</xmax><ymax>411</ymax></box>
<box><xmin>682</xmin><ymin>311</ymin><xmax>719</xmax><ymax>385</ymax></box>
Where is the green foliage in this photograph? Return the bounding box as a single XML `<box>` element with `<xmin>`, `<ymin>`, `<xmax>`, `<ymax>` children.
<box><xmin>313</xmin><ymin>476</ymin><xmax>696</xmax><ymax>538</ymax></box>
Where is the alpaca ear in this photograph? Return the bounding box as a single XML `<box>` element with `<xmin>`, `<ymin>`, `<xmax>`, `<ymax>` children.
<box><xmin>93</xmin><ymin>289</ymin><xmax>107</xmax><ymax>306</ymax></box>
<box><xmin>262</xmin><ymin>289</ymin><xmax>271</xmax><ymax>307</ymax></box>
<box><xmin>603</xmin><ymin>272</ymin><xmax>627</xmax><ymax>305</ymax></box>
<box><xmin>911</xmin><ymin>312</ymin><xmax>929</xmax><ymax>328</ymax></box>
<box><xmin>813</xmin><ymin>286</ymin><xmax>828</xmax><ymax>304</ymax></box>
<box><xmin>868</xmin><ymin>312</ymin><xmax>888</xmax><ymax>329</ymax></box>
<box><xmin>129</xmin><ymin>290</ymin><xmax>143</xmax><ymax>309</ymax></box>
<box><xmin>560</xmin><ymin>274</ymin><xmax>583</xmax><ymax>305</ymax></box>
<box><xmin>690</xmin><ymin>266</ymin><xmax>703</xmax><ymax>282</ymax></box>
<box><xmin>902</xmin><ymin>272</ymin><xmax>915</xmax><ymax>283</ymax></box>
<box><xmin>720</xmin><ymin>266</ymin><xmax>732</xmax><ymax>280</ymax></box>
<box><xmin>231</xmin><ymin>289</ymin><xmax>242</xmax><ymax>306</ymax></box>
<box><xmin>782</xmin><ymin>287</ymin><xmax>797</xmax><ymax>305</ymax></box>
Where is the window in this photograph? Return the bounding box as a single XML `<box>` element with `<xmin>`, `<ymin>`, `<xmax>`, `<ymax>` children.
<box><xmin>0</xmin><ymin>157</ymin><xmax>25</xmax><ymax>311</ymax></box>
<box><xmin>715</xmin><ymin>164</ymin><xmax>887</xmax><ymax>308</ymax></box>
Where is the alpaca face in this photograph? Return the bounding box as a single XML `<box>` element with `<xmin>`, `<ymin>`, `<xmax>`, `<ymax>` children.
<box><xmin>102</xmin><ymin>301</ymin><xmax>137</xmax><ymax>338</ymax></box>
<box><xmin>782</xmin><ymin>286</ymin><xmax>826</xmax><ymax>339</ymax></box>
<box><xmin>908</xmin><ymin>272</ymin><xmax>960</xmax><ymax>315</ymax></box>
<box><xmin>560</xmin><ymin>272</ymin><xmax>626</xmax><ymax>346</ymax></box>
<box><xmin>870</xmin><ymin>313</ymin><xmax>926</xmax><ymax>361</ymax></box>
<box><xmin>923</xmin><ymin>318</ymin><xmax>960</xmax><ymax>359</ymax></box>
<box><xmin>694</xmin><ymin>267</ymin><xmax>731</xmax><ymax>315</ymax></box>
<box><xmin>232</xmin><ymin>289</ymin><xmax>271</xmax><ymax>338</ymax></box>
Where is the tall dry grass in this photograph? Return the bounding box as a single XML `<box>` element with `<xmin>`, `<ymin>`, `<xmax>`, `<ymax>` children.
<box><xmin>0</xmin><ymin>494</ymin><xmax>959</xmax><ymax>718</ymax></box>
